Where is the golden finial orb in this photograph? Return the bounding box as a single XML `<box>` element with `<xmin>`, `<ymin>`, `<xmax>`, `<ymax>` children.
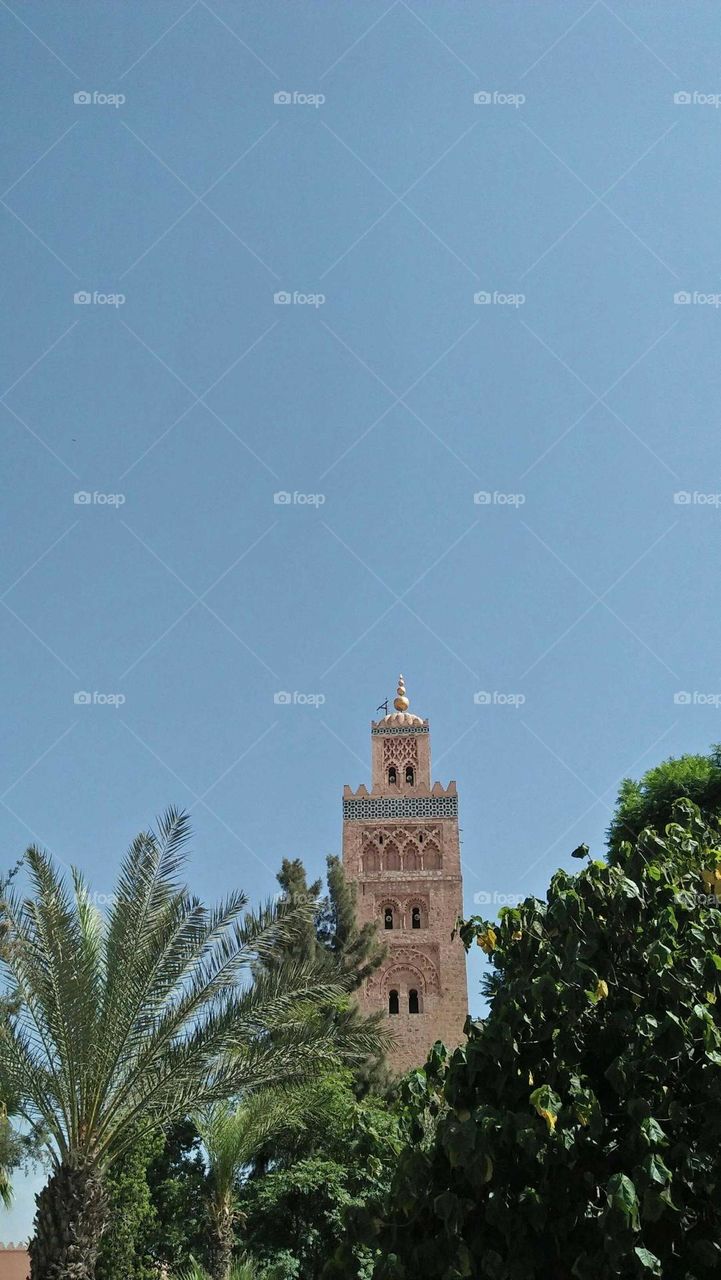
<box><xmin>393</xmin><ymin>674</ymin><xmax>410</xmax><ymax>712</ymax></box>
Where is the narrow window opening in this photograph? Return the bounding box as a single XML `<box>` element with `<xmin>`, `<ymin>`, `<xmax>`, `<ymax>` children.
<box><xmin>412</xmin><ymin>907</ymin><xmax>421</xmax><ymax>930</ymax></box>
<box><xmin>405</xmin><ymin>766</ymin><xmax>414</xmax><ymax>786</ymax></box>
<box><xmin>388</xmin><ymin>766</ymin><xmax>397</xmax><ymax>786</ymax></box>
<box><xmin>409</xmin><ymin>989</ymin><xmax>420</xmax><ymax>1014</ymax></box>
<box><xmin>384</xmin><ymin>907</ymin><xmax>394</xmax><ymax>930</ymax></box>
<box><xmin>389</xmin><ymin>989</ymin><xmax>399</xmax><ymax>1015</ymax></box>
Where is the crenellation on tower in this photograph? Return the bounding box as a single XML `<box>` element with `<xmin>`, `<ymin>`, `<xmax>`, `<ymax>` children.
<box><xmin>342</xmin><ymin>675</ymin><xmax>469</xmax><ymax>1073</ymax></box>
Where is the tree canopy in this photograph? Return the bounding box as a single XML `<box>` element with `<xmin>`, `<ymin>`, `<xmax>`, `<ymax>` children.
<box><xmin>369</xmin><ymin>800</ymin><xmax>721</xmax><ymax>1279</ymax></box>
<box><xmin>606</xmin><ymin>746</ymin><xmax>721</xmax><ymax>861</ymax></box>
<box><xmin>0</xmin><ymin>811</ymin><xmax>385</xmax><ymax>1280</ymax></box>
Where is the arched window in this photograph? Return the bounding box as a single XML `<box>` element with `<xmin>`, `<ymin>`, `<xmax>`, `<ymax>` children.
<box><xmin>388</xmin><ymin>766</ymin><xmax>397</xmax><ymax>786</ymax></box>
<box><xmin>385</xmin><ymin>841</ymin><xmax>401</xmax><ymax>871</ymax></box>
<box><xmin>411</xmin><ymin>906</ymin><xmax>421</xmax><ymax>930</ymax></box>
<box><xmin>424</xmin><ymin>844</ymin><xmax>441</xmax><ymax>871</ymax></box>
<box><xmin>384</xmin><ymin>907</ymin><xmax>394</xmax><ymax>930</ymax></box>
<box><xmin>404</xmin><ymin>844</ymin><xmax>421</xmax><ymax>871</ymax></box>
<box><xmin>389</xmin><ymin>989</ymin><xmax>399</xmax><ymax>1015</ymax></box>
<box><xmin>408</xmin><ymin>989</ymin><xmax>420</xmax><ymax>1014</ymax></box>
<box><xmin>363</xmin><ymin>848</ymin><xmax>379</xmax><ymax>874</ymax></box>
<box><xmin>405</xmin><ymin>765</ymin><xmax>414</xmax><ymax>786</ymax></box>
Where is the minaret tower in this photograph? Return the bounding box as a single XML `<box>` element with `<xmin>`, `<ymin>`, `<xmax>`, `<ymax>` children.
<box><xmin>342</xmin><ymin>675</ymin><xmax>468</xmax><ymax>1073</ymax></box>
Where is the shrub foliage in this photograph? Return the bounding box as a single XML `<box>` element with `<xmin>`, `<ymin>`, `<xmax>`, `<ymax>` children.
<box><xmin>372</xmin><ymin>801</ymin><xmax>721</xmax><ymax>1280</ymax></box>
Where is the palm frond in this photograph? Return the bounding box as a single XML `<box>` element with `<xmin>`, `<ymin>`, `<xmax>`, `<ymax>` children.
<box><xmin>0</xmin><ymin>815</ymin><xmax>387</xmax><ymax>1188</ymax></box>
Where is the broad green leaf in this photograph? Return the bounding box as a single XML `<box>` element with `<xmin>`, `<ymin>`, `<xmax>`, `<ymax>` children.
<box><xmin>634</xmin><ymin>1246</ymin><xmax>661</xmax><ymax>1273</ymax></box>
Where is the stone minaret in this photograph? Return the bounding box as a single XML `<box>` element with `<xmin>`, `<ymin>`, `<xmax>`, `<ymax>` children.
<box><xmin>342</xmin><ymin>675</ymin><xmax>468</xmax><ymax>1073</ymax></box>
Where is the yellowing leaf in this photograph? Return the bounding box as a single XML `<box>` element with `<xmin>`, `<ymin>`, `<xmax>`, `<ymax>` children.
<box><xmin>477</xmin><ymin>927</ymin><xmax>497</xmax><ymax>955</ymax></box>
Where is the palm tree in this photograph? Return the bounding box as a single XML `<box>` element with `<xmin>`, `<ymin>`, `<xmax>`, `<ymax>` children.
<box><xmin>198</xmin><ymin>1085</ymin><xmax>324</xmax><ymax>1280</ymax></box>
<box><xmin>175</xmin><ymin>1262</ymin><xmax>260</xmax><ymax>1280</ymax></box>
<box><xmin>0</xmin><ymin>809</ymin><xmax>386</xmax><ymax>1280</ymax></box>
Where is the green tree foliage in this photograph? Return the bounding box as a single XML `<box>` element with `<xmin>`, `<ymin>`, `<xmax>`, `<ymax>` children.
<box><xmin>97</xmin><ymin>1119</ymin><xmax>210</xmax><ymax>1280</ymax></box>
<box><xmin>369</xmin><ymin>800</ymin><xmax>721</xmax><ymax>1279</ymax></box>
<box><xmin>95</xmin><ymin>1129</ymin><xmax>163</xmax><ymax>1280</ymax></box>
<box><xmin>317</xmin><ymin>856</ymin><xmax>386</xmax><ymax>988</ymax></box>
<box><xmin>0</xmin><ymin>860</ymin><xmax>43</xmax><ymax>1205</ymax></box>
<box><xmin>197</xmin><ymin>1086</ymin><xmax>324</xmax><ymax>1280</ymax></box>
<box><xmin>143</xmin><ymin>1120</ymin><xmax>211</xmax><ymax>1273</ymax></box>
<box><xmin>262</xmin><ymin>856</ymin><xmax>388</xmax><ymax>1092</ymax></box>
<box><xmin>270</xmin><ymin>856</ymin><xmax>385</xmax><ymax>985</ymax></box>
<box><xmin>607</xmin><ymin>746</ymin><xmax>721</xmax><ymax>862</ymax></box>
<box><xmin>174</xmin><ymin>1262</ymin><xmax>265</xmax><ymax>1280</ymax></box>
<box><xmin>0</xmin><ymin>810</ymin><xmax>386</xmax><ymax>1280</ymax></box>
<box><xmin>239</xmin><ymin>1072</ymin><xmax>402</xmax><ymax>1280</ymax></box>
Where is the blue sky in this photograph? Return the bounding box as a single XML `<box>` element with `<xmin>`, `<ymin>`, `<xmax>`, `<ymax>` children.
<box><xmin>3</xmin><ymin>0</ymin><xmax>721</xmax><ymax>1237</ymax></box>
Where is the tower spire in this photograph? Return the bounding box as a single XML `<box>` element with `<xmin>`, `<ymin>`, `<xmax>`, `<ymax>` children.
<box><xmin>394</xmin><ymin>673</ymin><xmax>410</xmax><ymax>712</ymax></box>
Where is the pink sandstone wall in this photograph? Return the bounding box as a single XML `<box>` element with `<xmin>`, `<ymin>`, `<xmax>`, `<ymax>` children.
<box><xmin>0</xmin><ymin>1246</ymin><xmax>29</xmax><ymax>1280</ymax></box>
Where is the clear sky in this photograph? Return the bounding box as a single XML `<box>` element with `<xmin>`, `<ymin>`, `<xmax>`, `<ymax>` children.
<box><xmin>3</xmin><ymin>0</ymin><xmax>721</xmax><ymax>1238</ymax></box>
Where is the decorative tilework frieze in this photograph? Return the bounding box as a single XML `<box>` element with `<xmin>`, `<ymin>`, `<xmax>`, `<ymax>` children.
<box><xmin>343</xmin><ymin>795</ymin><xmax>457</xmax><ymax>821</ymax></box>
<box><xmin>371</xmin><ymin>725</ymin><xmax>429</xmax><ymax>736</ymax></box>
